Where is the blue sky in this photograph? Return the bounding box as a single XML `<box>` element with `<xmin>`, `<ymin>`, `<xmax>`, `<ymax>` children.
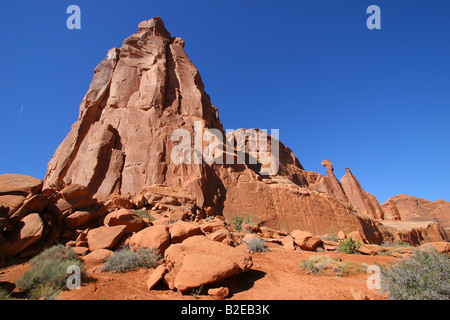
<box><xmin>0</xmin><ymin>0</ymin><xmax>449</xmax><ymax>203</ymax></box>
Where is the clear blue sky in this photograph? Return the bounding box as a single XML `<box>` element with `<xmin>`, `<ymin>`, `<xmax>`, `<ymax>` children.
<box><xmin>0</xmin><ymin>0</ymin><xmax>449</xmax><ymax>204</ymax></box>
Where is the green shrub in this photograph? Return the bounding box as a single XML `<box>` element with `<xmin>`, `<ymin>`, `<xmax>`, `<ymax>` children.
<box><xmin>29</xmin><ymin>244</ymin><xmax>78</xmax><ymax>266</ymax></box>
<box><xmin>134</xmin><ymin>208</ymin><xmax>153</xmax><ymax>220</ymax></box>
<box><xmin>337</xmin><ymin>237</ymin><xmax>361</xmax><ymax>254</ymax></box>
<box><xmin>381</xmin><ymin>240</ymin><xmax>411</xmax><ymax>248</ymax></box>
<box><xmin>301</xmin><ymin>256</ymin><xmax>335</xmax><ymax>274</ymax></box>
<box><xmin>102</xmin><ymin>247</ymin><xmax>162</xmax><ymax>273</ymax></box>
<box><xmin>301</xmin><ymin>255</ymin><xmax>366</xmax><ymax>276</ymax></box>
<box><xmin>246</xmin><ymin>237</ymin><xmax>269</xmax><ymax>253</ymax></box>
<box><xmin>231</xmin><ymin>216</ymin><xmax>244</xmax><ymax>232</ymax></box>
<box><xmin>0</xmin><ymin>289</ymin><xmax>11</xmax><ymax>300</ymax></box>
<box><xmin>380</xmin><ymin>248</ymin><xmax>450</xmax><ymax>300</ymax></box>
<box><xmin>17</xmin><ymin>245</ymin><xmax>85</xmax><ymax>300</ymax></box>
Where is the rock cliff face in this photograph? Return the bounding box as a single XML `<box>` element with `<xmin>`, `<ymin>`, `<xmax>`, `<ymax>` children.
<box><xmin>44</xmin><ymin>17</ymin><xmax>223</xmax><ymax>209</ymax></box>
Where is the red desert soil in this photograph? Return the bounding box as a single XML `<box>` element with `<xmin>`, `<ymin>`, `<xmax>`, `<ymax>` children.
<box><xmin>0</xmin><ymin>243</ymin><xmax>398</xmax><ymax>300</ymax></box>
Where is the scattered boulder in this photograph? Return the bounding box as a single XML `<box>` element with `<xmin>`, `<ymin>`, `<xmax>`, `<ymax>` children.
<box><xmin>200</xmin><ymin>219</ymin><xmax>226</xmax><ymax>233</ymax></box>
<box><xmin>208</xmin><ymin>229</ymin><xmax>233</xmax><ymax>243</ymax></box>
<box><xmin>208</xmin><ymin>287</ymin><xmax>229</xmax><ymax>300</ymax></box>
<box><xmin>71</xmin><ymin>246</ymin><xmax>89</xmax><ymax>255</ymax></box>
<box><xmin>420</xmin><ymin>241</ymin><xmax>450</xmax><ymax>254</ymax></box>
<box><xmin>47</xmin><ymin>184</ymin><xmax>93</xmax><ymax>215</ymax></box>
<box><xmin>128</xmin><ymin>225</ymin><xmax>171</xmax><ymax>255</ymax></box>
<box><xmin>0</xmin><ymin>174</ymin><xmax>43</xmax><ymax>196</ymax></box>
<box><xmin>82</xmin><ymin>248</ymin><xmax>114</xmax><ymax>264</ymax></box>
<box><xmin>103</xmin><ymin>194</ymin><xmax>135</xmax><ymax>211</ymax></box>
<box><xmin>346</xmin><ymin>231</ymin><xmax>365</xmax><ymax>244</ymax></box>
<box><xmin>290</xmin><ymin>230</ymin><xmax>322</xmax><ymax>251</ymax></box>
<box><xmin>163</xmin><ymin>235</ymin><xmax>252</xmax><ymax>292</ymax></box>
<box><xmin>104</xmin><ymin>208</ymin><xmax>145</xmax><ymax>233</ymax></box>
<box><xmin>146</xmin><ymin>264</ymin><xmax>167</xmax><ymax>290</ymax></box>
<box><xmin>169</xmin><ymin>221</ymin><xmax>203</xmax><ymax>244</ymax></box>
<box><xmin>8</xmin><ymin>194</ymin><xmax>48</xmax><ymax>227</ymax></box>
<box><xmin>64</xmin><ymin>207</ymin><xmax>98</xmax><ymax>229</ymax></box>
<box><xmin>87</xmin><ymin>225</ymin><xmax>127</xmax><ymax>251</ymax></box>
<box><xmin>358</xmin><ymin>243</ymin><xmax>381</xmax><ymax>255</ymax></box>
<box><xmin>4</xmin><ymin>213</ymin><xmax>44</xmax><ymax>258</ymax></box>
<box><xmin>337</xmin><ymin>231</ymin><xmax>346</xmax><ymax>240</ymax></box>
<box><xmin>0</xmin><ymin>195</ymin><xmax>26</xmax><ymax>216</ymax></box>
<box><xmin>280</xmin><ymin>235</ymin><xmax>296</xmax><ymax>251</ymax></box>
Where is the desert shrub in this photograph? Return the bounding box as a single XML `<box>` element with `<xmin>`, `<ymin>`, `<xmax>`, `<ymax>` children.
<box><xmin>0</xmin><ymin>289</ymin><xmax>11</xmax><ymax>300</ymax></box>
<box><xmin>301</xmin><ymin>256</ymin><xmax>366</xmax><ymax>276</ymax></box>
<box><xmin>244</xmin><ymin>216</ymin><xmax>255</xmax><ymax>225</ymax></box>
<box><xmin>231</xmin><ymin>216</ymin><xmax>244</xmax><ymax>232</ymax></box>
<box><xmin>381</xmin><ymin>240</ymin><xmax>411</xmax><ymax>248</ymax></box>
<box><xmin>301</xmin><ymin>256</ymin><xmax>334</xmax><ymax>274</ymax></box>
<box><xmin>246</xmin><ymin>237</ymin><xmax>269</xmax><ymax>253</ymax></box>
<box><xmin>337</xmin><ymin>237</ymin><xmax>361</xmax><ymax>254</ymax></box>
<box><xmin>378</xmin><ymin>249</ymin><xmax>394</xmax><ymax>256</ymax></box>
<box><xmin>334</xmin><ymin>261</ymin><xmax>367</xmax><ymax>277</ymax></box>
<box><xmin>134</xmin><ymin>208</ymin><xmax>153</xmax><ymax>220</ymax></box>
<box><xmin>321</xmin><ymin>229</ymin><xmax>337</xmax><ymax>242</ymax></box>
<box><xmin>380</xmin><ymin>248</ymin><xmax>450</xmax><ymax>300</ymax></box>
<box><xmin>102</xmin><ymin>247</ymin><xmax>162</xmax><ymax>273</ymax></box>
<box><xmin>29</xmin><ymin>244</ymin><xmax>78</xmax><ymax>266</ymax></box>
<box><xmin>17</xmin><ymin>245</ymin><xmax>85</xmax><ymax>300</ymax></box>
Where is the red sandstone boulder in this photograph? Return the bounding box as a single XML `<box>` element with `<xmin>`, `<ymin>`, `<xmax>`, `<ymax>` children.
<box><xmin>0</xmin><ymin>174</ymin><xmax>43</xmax><ymax>196</ymax></box>
<box><xmin>82</xmin><ymin>249</ymin><xmax>114</xmax><ymax>264</ymax></box>
<box><xmin>146</xmin><ymin>264</ymin><xmax>167</xmax><ymax>290</ymax></box>
<box><xmin>47</xmin><ymin>184</ymin><xmax>93</xmax><ymax>215</ymax></box>
<box><xmin>0</xmin><ymin>195</ymin><xmax>26</xmax><ymax>216</ymax></box>
<box><xmin>358</xmin><ymin>243</ymin><xmax>381</xmax><ymax>255</ymax></box>
<box><xmin>103</xmin><ymin>208</ymin><xmax>145</xmax><ymax>233</ymax></box>
<box><xmin>4</xmin><ymin>213</ymin><xmax>44</xmax><ymax>258</ymax></box>
<box><xmin>420</xmin><ymin>242</ymin><xmax>450</xmax><ymax>254</ymax></box>
<box><xmin>64</xmin><ymin>207</ymin><xmax>99</xmax><ymax>229</ymax></box>
<box><xmin>7</xmin><ymin>194</ymin><xmax>48</xmax><ymax>227</ymax></box>
<box><xmin>163</xmin><ymin>235</ymin><xmax>252</xmax><ymax>292</ymax></box>
<box><xmin>290</xmin><ymin>230</ymin><xmax>322</xmax><ymax>251</ymax></box>
<box><xmin>208</xmin><ymin>287</ymin><xmax>229</xmax><ymax>300</ymax></box>
<box><xmin>128</xmin><ymin>225</ymin><xmax>171</xmax><ymax>255</ymax></box>
<box><xmin>87</xmin><ymin>225</ymin><xmax>127</xmax><ymax>251</ymax></box>
<box><xmin>168</xmin><ymin>221</ymin><xmax>203</xmax><ymax>244</ymax></box>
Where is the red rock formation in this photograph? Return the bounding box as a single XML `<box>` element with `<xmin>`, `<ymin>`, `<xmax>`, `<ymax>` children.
<box><xmin>44</xmin><ymin>17</ymin><xmax>223</xmax><ymax>208</ymax></box>
<box><xmin>381</xmin><ymin>194</ymin><xmax>450</xmax><ymax>228</ymax></box>
<box><xmin>40</xmin><ymin>17</ymin><xmax>435</xmax><ymax>246</ymax></box>
<box><xmin>340</xmin><ymin>168</ymin><xmax>384</xmax><ymax>220</ymax></box>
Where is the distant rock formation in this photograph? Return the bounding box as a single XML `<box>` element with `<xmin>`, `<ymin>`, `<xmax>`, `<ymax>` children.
<box><xmin>382</xmin><ymin>194</ymin><xmax>450</xmax><ymax>228</ymax></box>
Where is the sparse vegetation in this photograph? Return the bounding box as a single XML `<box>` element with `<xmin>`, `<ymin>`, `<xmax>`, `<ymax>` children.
<box><xmin>381</xmin><ymin>240</ymin><xmax>411</xmax><ymax>248</ymax></box>
<box><xmin>380</xmin><ymin>248</ymin><xmax>450</xmax><ymax>300</ymax></box>
<box><xmin>0</xmin><ymin>289</ymin><xmax>11</xmax><ymax>300</ymax></box>
<box><xmin>321</xmin><ymin>229</ymin><xmax>337</xmax><ymax>242</ymax></box>
<box><xmin>246</xmin><ymin>237</ymin><xmax>269</xmax><ymax>253</ymax></box>
<box><xmin>16</xmin><ymin>245</ymin><xmax>85</xmax><ymax>300</ymax></box>
<box><xmin>191</xmin><ymin>285</ymin><xmax>204</xmax><ymax>299</ymax></box>
<box><xmin>134</xmin><ymin>208</ymin><xmax>153</xmax><ymax>220</ymax></box>
<box><xmin>231</xmin><ymin>216</ymin><xmax>244</xmax><ymax>232</ymax></box>
<box><xmin>301</xmin><ymin>255</ymin><xmax>366</xmax><ymax>276</ymax></box>
<box><xmin>101</xmin><ymin>247</ymin><xmax>162</xmax><ymax>273</ymax></box>
<box><xmin>337</xmin><ymin>237</ymin><xmax>361</xmax><ymax>254</ymax></box>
